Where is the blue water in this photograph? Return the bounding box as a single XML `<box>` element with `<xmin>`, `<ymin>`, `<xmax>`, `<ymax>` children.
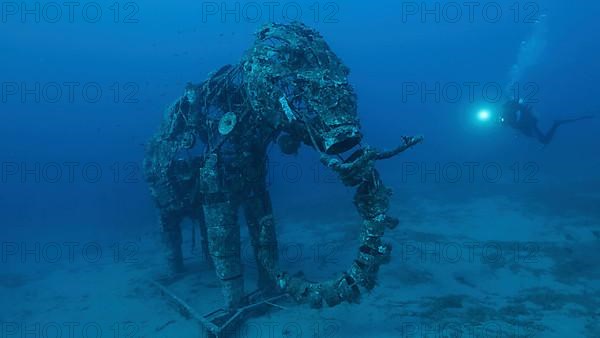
<box><xmin>2</xmin><ymin>1</ymin><xmax>599</xmax><ymax>337</ymax></box>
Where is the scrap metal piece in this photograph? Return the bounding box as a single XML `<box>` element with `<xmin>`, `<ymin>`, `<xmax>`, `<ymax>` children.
<box><xmin>150</xmin><ymin>279</ymin><xmax>204</xmax><ymax>321</ymax></box>
<box><xmin>218</xmin><ymin>112</ymin><xmax>237</xmax><ymax>135</ymax></box>
<box><xmin>279</xmin><ymin>96</ymin><xmax>296</xmax><ymax>122</ymax></box>
<box><xmin>151</xmin><ymin>279</ymin><xmax>291</xmax><ymax>338</ymax></box>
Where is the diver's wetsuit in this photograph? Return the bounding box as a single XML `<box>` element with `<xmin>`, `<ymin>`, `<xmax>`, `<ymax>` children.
<box><xmin>500</xmin><ymin>100</ymin><xmax>592</xmax><ymax>145</ymax></box>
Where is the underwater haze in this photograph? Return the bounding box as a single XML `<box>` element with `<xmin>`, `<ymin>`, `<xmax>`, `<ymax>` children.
<box><xmin>1</xmin><ymin>0</ymin><xmax>600</xmax><ymax>337</ymax></box>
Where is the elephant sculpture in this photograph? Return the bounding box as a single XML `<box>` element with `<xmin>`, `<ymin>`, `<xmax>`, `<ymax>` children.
<box><xmin>144</xmin><ymin>22</ymin><xmax>423</xmax><ymax>310</ymax></box>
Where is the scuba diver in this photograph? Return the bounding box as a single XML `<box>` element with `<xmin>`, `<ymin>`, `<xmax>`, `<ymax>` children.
<box><xmin>499</xmin><ymin>99</ymin><xmax>593</xmax><ymax>145</ymax></box>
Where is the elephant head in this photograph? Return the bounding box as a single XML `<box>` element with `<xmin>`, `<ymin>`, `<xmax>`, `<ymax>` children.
<box><xmin>242</xmin><ymin>22</ymin><xmax>362</xmax><ymax>155</ymax></box>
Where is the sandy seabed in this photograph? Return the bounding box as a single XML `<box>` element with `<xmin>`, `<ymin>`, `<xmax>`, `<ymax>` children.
<box><xmin>2</xmin><ymin>184</ymin><xmax>599</xmax><ymax>338</ymax></box>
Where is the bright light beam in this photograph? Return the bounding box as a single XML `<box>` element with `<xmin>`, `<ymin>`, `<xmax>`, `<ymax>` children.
<box><xmin>477</xmin><ymin>110</ymin><xmax>491</xmax><ymax>122</ymax></box>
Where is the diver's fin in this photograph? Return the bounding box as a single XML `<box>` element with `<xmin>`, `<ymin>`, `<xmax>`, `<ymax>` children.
<box><xmin>555</xmin><ymin>115</ymin><xmax>594</xmax><ymax>125</ymax></box>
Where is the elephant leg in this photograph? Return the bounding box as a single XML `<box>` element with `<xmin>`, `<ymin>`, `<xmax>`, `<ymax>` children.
<box><xmin>198</xmin><ymin>212</ymin><xmax>213</xmax><ymax>268</ymax></box>
<box><xmin>203</xmin><ymin>195</ymin><xmax>244</xmax><ymax>309</ymax></box>
<box><xmin>244</xmin><ymin>189</ymin><xmax>278</xmax><ymax>290</ymax></box>
<box><xmin>160</xmin><ymin>212</ymin><xmax>184</xmax><ymax>275</ymax></box>
<box><xmin>190</xmin><ymin>207</ymin><xmax>213</xmax><ymax>267</ymax></box>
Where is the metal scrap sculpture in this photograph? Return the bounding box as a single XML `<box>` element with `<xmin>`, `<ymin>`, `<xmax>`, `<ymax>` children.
<box><xmin>144</xmin><ymin>22</ymin><xmax>423</xmax><ymax>310</ymax></box>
